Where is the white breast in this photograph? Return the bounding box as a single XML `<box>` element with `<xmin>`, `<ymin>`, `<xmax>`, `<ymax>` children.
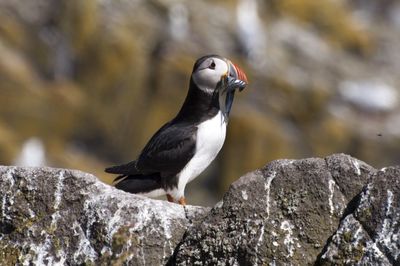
<box><xmin>174</xmin><ymin>111</ymin><xmax>227</xmax><ymax>197</ymax></box>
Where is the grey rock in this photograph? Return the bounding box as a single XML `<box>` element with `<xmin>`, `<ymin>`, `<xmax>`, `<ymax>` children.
<box><xmin>174</xmin><ymin>155</ymin><xmax>350</xmax><ymax>265</ymax></box>
<box><xmin>1</xmin><ymin>154</ymin><xmax>399</xmax><ymax>265</ymax></box>
<box><xmin>173</xmin><ymin>154</ymin><xmax>398</xmax><ymax>265</ymax></box>
<box><xmin>0</xmin><ymin>166</ymin><xmax>208</xmax><ymax>265</ymax></box>
<box><xmin>319</xmin><ymin>214</ymin><xmax>374</xmax><ymax>265</ymax></box>
<box><xmin>324</xmin><ymin>154</ymin><xmax>376</xmax><ymax>201</ymax></box>
<box><xmin>318</xmin><ymin>166</ymin><xmax>400</xmax><ymax>265</ymax></box>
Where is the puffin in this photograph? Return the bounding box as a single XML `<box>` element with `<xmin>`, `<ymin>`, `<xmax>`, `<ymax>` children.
<box><xmin>105</xmin><ymin>55</ymin><xmax>248</xmax><ymax>205</ymax></box>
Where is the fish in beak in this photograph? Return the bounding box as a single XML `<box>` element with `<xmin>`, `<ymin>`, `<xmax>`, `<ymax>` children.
<box><xmin>218</xmin><ymin>60</ymin><xmax>248</xmax><ymax>119</ymax></box>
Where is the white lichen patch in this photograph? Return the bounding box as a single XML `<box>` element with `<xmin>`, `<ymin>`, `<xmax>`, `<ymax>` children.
<box><xmin>280</xmin><ymin>160</ymin><xmax>294</xmax><ymax>167</ymax></box>
<box><xmin>280</xmin><ymin>220</ymin><xmax>298</xmax><ymax>258</ymax></box>
<box><xmin>362</xmin><ymin>241</ymin><xmax>389</xmax><ymax>264</ymax></box>
<box><xmin>375</xmin><ymin>190</ymin><xmax>399</xmax><ymax>260</ymax></box>
<box><xmin>257</xmin><ymin>224</ymin><xmax>265</xmax><ymax>245</ymax></box>
<box><xmin>328</xmin><ymin>179</ymin><xmax>335</xmax><ymax>216</ymax></box>
<box><xmin>23</xmin><ymin>229</ymin><xmax>67</xmax><ymax>266</ymax></box>
<box><xmin>106</xmin><ymin>201</ymin><xmax>124</xmax><ymax>240</ymax></box>
<box><xmin>32</xmin><ymin>232</ymin><xmax>51</xmax><ymax>265</ymax></box>
<box><xmin>254</xmin><ymin>223</ymin><xmax>265</xmax><ymax>265</ymax></box>
<box><xmin>28</xmin><ymin>208</ymin><xmax>35</xmax><ymax>218</ymax></box>
<box><xmin>18</xmin><ymin>213</ymin><xmax>67</xmax><ymax>265</ymax></box>
<box><xmin>5</xmin><ymin>168</ymin><xmax>16</xmax><ymax>187</ymax></box>
<box><xmin>353</xmin><ymin>226</ymin><xmax>363</xmax><ymax>247</ymax></box>
<box><xmin>1</xmin><ymin>194</ymin><xmax>8</xmax><ymax>220</ymax></box>
<box><xmin>327</xmin><ymin>176</ymin><xmax>347</xmax><ymax>219</ymax></box>
<box><xmin>162</xmin><ymin>238</ymin><xmax>173</xmax><ymax>262</ymax></box>
<box><xmin>160</xmin><ymin>210</ymin><xmax>173</xmax><ymax>240</ymax></box>
<box><xmin>1</xmin><ymin>168</ymin><xmax>16</xmax><ymax>221</ymax></box>
<box><xmin>351</xmin><ymin>159</ymin><xmax>361</xmax><ymax>176</ymax></box>
<box><xmin>214</xmin><ymin>200</ymin><xmax>224</xmax><ymax>209</ymax></box>
<box><xmin>72</xmin><ymin>221</ymin><xmax>97</xmax><ymax>262</ymax></box>
<box><xmin>269</xmin><ymin>260</ymin><xmax>277</xmax><ymax>266</ymax></box>
<box><xmin>357</xmin><ymin>183</ymin><xmax>373</xmax><ymax>212</ymax></box>
<box><xmin>385</xmin><ymin>190</ymin><xmax>393</xmax><ymax>217</ymax></box>
<box><xmin>53</xmin><ymin>250</ymin><xmax>66</xmax><ymax>266</ymax></box>
<box><xmin>53</xmin><ymin>171</ymin><xmax>65</xmax><ymax>210</ymax></box>
<box><xmin>265</xmin><ymin>171</ymin><xmax>276</xmax><ymax>218</ymax></box>
<box><xmin>241</xmin><ymin>190</ymin><xmax>248</xmax><ymax>200</ymax></box>
<box><xmin>50</xmin><ymin>211</ymin><xmax>61</xmax><ymax>231</ymax></box>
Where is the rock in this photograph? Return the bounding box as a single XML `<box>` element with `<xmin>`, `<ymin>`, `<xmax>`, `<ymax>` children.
<box><xmin>0</xmin><ymin>153</ymin><xmax>399</xmax><ymax>265</ymax></box>
<box><xmin>172</xmin><ymin>154</ymin><xmax>398</xmax><ymax>265</ymax></box>
<box><xmin>318</xmin><ymin>166</ymin><xmax>400</xmax><ymax>265</ymax></box>
<box><xmin>0</xmin><ymin>166</ymin><xmax>208</xmax><ymax>265</ymax></box>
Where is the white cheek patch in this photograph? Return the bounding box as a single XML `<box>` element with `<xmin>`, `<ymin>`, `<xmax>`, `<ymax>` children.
<box><xmin>214</xmin><ymin>58</ymin><xmax>229</xmax><ymax>75</ymax></box>
<box><xmin>192</xmin><ymin>58</ymin><xmax>228</xmax><ymax>94</ymax></box>
<box><xmin>192</xmin><ymin>70</ymin><xmax>218</xmax><ymax>94</ymax></box>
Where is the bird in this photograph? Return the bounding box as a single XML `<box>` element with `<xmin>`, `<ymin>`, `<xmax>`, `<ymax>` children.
<box><xmin>105</xmin><ymin>55</ymin><xmax>248</xmax><ymax>205</ymax></box>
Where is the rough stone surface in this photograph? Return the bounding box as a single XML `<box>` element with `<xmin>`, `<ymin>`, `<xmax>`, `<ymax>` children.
<box><xmin>0</xmin><ymin>153</ymin><xmax>399</xmax><ymax>265</ymax></box>
<box><xmin>173</xmin><ymin>154</ymin><xmax>398</xmax><ymax>265</ymax></box>
<box><xmin>318</xmin><ymin>167</ymin><xmax>400</xmax><ymax>265</ymax></box>
<box><xmin>0</xmin><ymin>167</ymin><xmax>208</xmax><ymax>265</ymax></box>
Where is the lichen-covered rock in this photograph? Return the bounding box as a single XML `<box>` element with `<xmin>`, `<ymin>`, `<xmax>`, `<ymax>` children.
<box><xmin>0</xmin><ymin>154</ymin><xmax>399</xmax><ymax>265</ymax></box>
<box><xmin>173</xmin><ymin>154</ymin><xmax>398</xmax><ymax>265</ymax></box>
<box><xmin>324</xmin><ymin>154</ymin><xmax>376</xmax><ymax>201</ymax></box>
<box><xmin>318</xmin><ymin>166</ymin><xmax>400</xmax><ymax>265</ymax></box>
<box><xmin>0</xmin><ymin>166</ymin><xmax>208</xmax><ymax>265</ymax></box>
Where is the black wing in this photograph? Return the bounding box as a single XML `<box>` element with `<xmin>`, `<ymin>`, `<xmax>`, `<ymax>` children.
<box><xmin>105</xmin><ymin>160</ymin><xmax>139</xmax><ymax>175</ymax></box>
<box><xmin>114</xmin><ymin>173</ymin><xmax>162</xmax><ymax>193</ymax></box>
<box><xmin>136</xmin><ymin>121</ymin><xmax>197</xmax><ymax>177</ymax></box>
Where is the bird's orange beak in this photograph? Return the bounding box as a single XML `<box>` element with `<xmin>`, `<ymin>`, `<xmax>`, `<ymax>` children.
<box><xmin>230</xmin><ymin>62</ymin><xmax>248</xmax><ymax>84</ymax></box>
<box><xmin>226</xmin><ymin>60</ymin><xmax>248</xmax><ymax>92</ymax></box>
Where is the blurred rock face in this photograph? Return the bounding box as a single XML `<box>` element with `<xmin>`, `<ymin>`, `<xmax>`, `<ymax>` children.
<box><xmin>0</xmin><ymin>0</ymin><xmax>399</xmax><ymax>205</ymax></box>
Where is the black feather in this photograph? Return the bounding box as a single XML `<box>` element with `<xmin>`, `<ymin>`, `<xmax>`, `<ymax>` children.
<box><xmin>105</xmin><ymin>160</ymin><xmax>139</xmax><ymax>175</ymax></box>
<box><xmin>115</xmin><ymin>173</ymin><xmax>162</xmax><ymax>194</ymax></box>
<box><xmin>135</xmin><ymin>121</ymin><xmax>197</xmax><ymax>176</ymax></box>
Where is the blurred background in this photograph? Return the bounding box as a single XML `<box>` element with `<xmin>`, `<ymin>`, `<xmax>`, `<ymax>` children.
<box><xmin>0</xmin><ymin>0</ymin><xmax>399</xmax><ymax>206</ymax></box>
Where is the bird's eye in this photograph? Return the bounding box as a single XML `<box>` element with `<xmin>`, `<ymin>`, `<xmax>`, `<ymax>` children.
<box><xmin>209</xmin><ymin>61</ymin><xmax>216</xmax><ymax>70</ymax></box>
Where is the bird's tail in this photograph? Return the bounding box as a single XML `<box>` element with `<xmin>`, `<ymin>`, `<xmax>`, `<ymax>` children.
<box><xmin>105</xmin><ymin>160</ymin><xmax>138</xmax><ymax>175</ymax></box>
<box><xmin>113</xmin><ymin>173</ymin><xmax>162</xmax><ymax>194</ymax></box>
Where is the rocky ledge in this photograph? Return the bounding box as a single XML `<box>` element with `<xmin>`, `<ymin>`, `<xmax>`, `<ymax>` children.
<box><xmin>0</xmin><ymin>154</ymin><xmax>399</xmax><ymax>265</ymax></box>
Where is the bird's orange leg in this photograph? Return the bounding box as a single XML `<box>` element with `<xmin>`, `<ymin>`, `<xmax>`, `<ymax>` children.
<box><xmin>178</xmin><ymin>197</ymin><xmax>186</xmax><ymax>206</ymax></box>
<box><xmin>167</xmin><ymin>194</ymin><xmax>174</xmax><ymax>203</ymax></box>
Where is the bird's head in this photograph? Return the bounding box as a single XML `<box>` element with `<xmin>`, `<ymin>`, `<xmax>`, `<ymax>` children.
<box><xmin>191</xmin><ymin>55</ymin><xmax>248</xmax><ymax>117</ymax></box>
